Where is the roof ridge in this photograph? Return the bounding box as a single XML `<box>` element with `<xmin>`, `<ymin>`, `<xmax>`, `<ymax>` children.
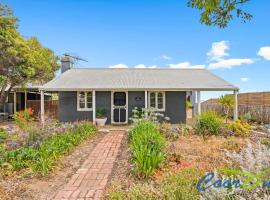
<box><xmin>70</xmin><ymin>67</ymin><xmax>207</xmax><ymax>70</ymax></box>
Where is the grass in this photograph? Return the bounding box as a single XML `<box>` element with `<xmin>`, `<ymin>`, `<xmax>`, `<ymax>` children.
<box><xmin>129</xmin><ymin>120</ymin><xmax>166</xmax><ymax>178</ymax></box>
<box><xmin>108</xmin><ymin>167</ymin><xmax>204</xmax><ymax>200</ymax></box>
<box><xmin>0</xmin><ymin>121</ymin><xmax>96</xmax><ymax>176</ymax></box>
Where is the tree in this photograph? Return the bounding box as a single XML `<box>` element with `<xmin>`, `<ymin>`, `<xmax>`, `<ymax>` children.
<box><xmin>218</xmin><ymin>95</ymin><xmax>234</xmax><ymax>122</ymax></box>
<box><xmin>0</xmin><ymin>4</ymin><xmax>59</xmax><ymax>110</ymax></box>
<box><xmin>188</xmin><ymin>0</ymin><xmax>252</xmax><ymax>28</ymax></box>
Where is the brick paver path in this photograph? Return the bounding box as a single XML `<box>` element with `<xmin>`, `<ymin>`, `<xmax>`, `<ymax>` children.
<box><xmin>54</xmin><ymin>131</ymin><xmax>124</xmax><ymax>200</ymax></box>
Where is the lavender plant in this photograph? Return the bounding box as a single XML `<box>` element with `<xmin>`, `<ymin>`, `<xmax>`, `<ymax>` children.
<box><xmin>200</xmin><ymin>143</ymin><xmax>270</xmax><ymax>199</ymax></box>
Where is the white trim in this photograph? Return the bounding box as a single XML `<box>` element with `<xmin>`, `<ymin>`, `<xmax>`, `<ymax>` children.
<box><xmin>77</xmin><ymin>91</ymin><xmax>93</xmax><ymax>111</ymax></box>
<box><xmin>13</xmin><ymin>91</ymin><xmax>16</xmax><ymax>113</ymax></box>
<box><xmin>197</xmin><ymin>91</ymin><xmax>201</xmax><ymax>115</ymax></box>
<box><xmin>148</xmin><ymin>91</ymin><xmax>166</xmax><ymax>112</ymax></box>
<box><xmin>40</xmin><ymin>90</ymin><xmax>45</xmax><ymax>124</ymax></box>
<box><xmin>93</xmin><ymin>90</ymin><xmax>96</xmax><ymax>123</ymax></box>
<box><xmin>145</xmin><ymin>90</ymin><xmax>148</xmax><ymax>108</ymax></box>
<box><xmin>24</xmin><ymin>90</ymin><xmax>27</xmax><ymax>110</ymax></box>
<box><xmin>145</xmin><ymin>90</ymin><xmax>148</xmax><ymax>117</ymax></box>
<box><xmin>111</xmin><ymin>91</ymin><xmax>128</xmax><ymax>124</ymax></box>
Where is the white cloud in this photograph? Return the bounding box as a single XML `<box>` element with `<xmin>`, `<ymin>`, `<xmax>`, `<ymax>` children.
<box><xmin>257</xmin><ymin>46</ymin><xmax>270</xmax><ymax>60</ymax></box>
<box><xmin>207</xmin><ymin>40</ymin><xmax>230</xmax><ymax>61</ymax></box>
<box><xmin>134</xmin><ymin>64</ymin><xmax>146</xmax><ymax>68</ymax></box>
<box><xmin>208</xmin><ymin>58</ymin><xmax>254</xmax><ymax>69</ymax></box>
<box><xmin>240</xmin><ymin>77</ymin><xmax>249</xmax><ymax>82</ymax></box>
<box><xmin>109</xmin><ymin>64</ymin><xmax>128</xmax><ymax>68</ymax></box>
<box><xmin>160</xmin><ymin>55</ymin><xmax>172</xmax><ymax>60</ymax></box>
<box><xmin>148</xmin><ymin>65</ymin><xmax>158</xmax><ymax>68</ymax></box>
<box><xmin>169</xmin><ymin>61</ymin><xmax>205</xmax><ymax>69</ymax></box>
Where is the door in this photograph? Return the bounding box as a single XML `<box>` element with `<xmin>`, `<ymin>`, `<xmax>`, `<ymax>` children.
<box><xmin>112</xmin><ymin>91</ymin><xmax>128</xmax><ymax>124</ymax></box>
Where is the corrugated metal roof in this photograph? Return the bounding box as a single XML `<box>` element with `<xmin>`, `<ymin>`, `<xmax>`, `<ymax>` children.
<box><xmin>40</xmin><ymin>68</ymin><xmax>238</xmax><ymax>91</ymax></box>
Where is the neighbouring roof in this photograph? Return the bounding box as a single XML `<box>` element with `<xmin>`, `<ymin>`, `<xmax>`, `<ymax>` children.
<box><xmin>4</xmin><ymin>84</ymin><xmax>41</xmax><ymax>92</ymax></box>
<box><xmin>40</xmin><ymin>68</ymin><xmax>238</xmax><ymax>91</ymax></box>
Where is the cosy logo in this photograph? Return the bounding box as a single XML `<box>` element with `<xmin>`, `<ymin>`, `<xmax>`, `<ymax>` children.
<box><xmin>197</xmin><ymin>168</ymin><xmax>270</xmax><ymax>191</ymax></box>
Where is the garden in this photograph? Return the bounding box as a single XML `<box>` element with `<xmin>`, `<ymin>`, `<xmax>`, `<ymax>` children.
<box><xmin>0</xmin><ymin>109</ymin><xmax>98</xmax><ymax>199</ymax></box>
<box><xmin>105</xmin><ymin>104</ymin><xmax>270</xmax><ymax>200</ymax></box>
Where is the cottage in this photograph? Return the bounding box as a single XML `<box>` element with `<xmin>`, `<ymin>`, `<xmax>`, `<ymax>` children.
<box><xmin>39</xmin><ymin>56</ymin><xmax>239</xmax><ymax>124</ymax></box>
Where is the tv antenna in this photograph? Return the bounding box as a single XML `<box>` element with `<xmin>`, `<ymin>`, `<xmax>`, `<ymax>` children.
<box><xmin>63</xmin><ymin>53</ymin><xmax>88</xmax><ymax>66</ymax></box>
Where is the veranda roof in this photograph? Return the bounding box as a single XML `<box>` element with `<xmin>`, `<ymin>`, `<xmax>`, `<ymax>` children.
<box><xmin>40</xmin><ymin>68</ymin><xmax>238</xmax><ymax>91</ymax></box>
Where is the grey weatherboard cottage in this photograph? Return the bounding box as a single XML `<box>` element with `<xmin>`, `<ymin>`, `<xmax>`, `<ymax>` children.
<box><xmin>39</xmin><ymin>56</ymin><xmax>239</xmax><ymax>125</ymax></box>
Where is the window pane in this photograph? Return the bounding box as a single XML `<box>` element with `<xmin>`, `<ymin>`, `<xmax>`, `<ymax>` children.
<box><xmin>157</xmin><ymin>93</ymin><xmax>163</xmax><ymax>109</ymax></box>
<box><xmin>86</xmin><ymin>92</ymin><xmax>92</xmax><ymax>108</ymax></box>
<box><xmin>79</xmin><ymin>92</ymin><xmax>85</xmax><ymax>109</ymax></box>
<box><xmin>157</xmin><ymin>92</ymin><xmax>163</xmax><ymax>99</ymax></box>
<box><xmin>114</xmin><ymin>92</ymin><xmax>126</xmax><ymax>106</ymax></box>
<box><xmin>150</xmin><ymin>92</ymin><xmax>156</xmax><ymax>108</ymax></box>
<box><xmin>87</xmin><ymin>102</ymin><xmax>92</xmax><ymax>108</ymax></box>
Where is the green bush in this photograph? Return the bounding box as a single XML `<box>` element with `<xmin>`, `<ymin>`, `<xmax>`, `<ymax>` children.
<box><xmin>129</xmin><ymin>120</ymin><xmax>166</xmax><ymax>178</ymax></box>
<box><xmin>0</xmin><ymin>128</ymin><xmax>8</xmax><ymax>140</ymax></box>
<box><xmin>228</xmin><ymin>120</ymin><xmax>251</xmax><ymax>137</ymax></box>
<box><xmin>1</xmin><ymin>122</ymin><xmax>96</xmax><ymax>175</ymax></box>
<box><xmin>193</xmin><ymin>111</ymin><xmax>224</xmax><ymax>137</ymax></box>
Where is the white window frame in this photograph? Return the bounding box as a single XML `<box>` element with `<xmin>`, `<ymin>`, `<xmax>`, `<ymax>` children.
<box><xmin>148</xmin><ymin>91</ymin><xmax>165</xmax><ymax>111</ymax></box>
<box><xmin>77</xmin><ymin>91</ymin><xmax>93</xmax><ymax>111</ymax></box>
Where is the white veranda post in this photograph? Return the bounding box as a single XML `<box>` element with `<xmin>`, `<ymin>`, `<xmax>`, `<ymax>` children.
<box><xmin>13</xmin><ymin>91</ymin><xmax>17</xmax><ymax>113</ymax></box>
<box><xmin>93</xmin><ymin>90</ymin><xmax>96</xmax><ymax>124</ymax></box>
<box><xmin>197</xmin><ymin>91</ymin><xmax>201</xmax><ymax>115</ymax></box>
<box><xmin>41</xmin><ymin>90</ymin><xmax>45</xmax><ymax>124</ymax></box>
<box><xmin>233</xmin><ymin>90</ymin><xmax>238</xmax><ymax>121</ymax></box>
<box><xmin>24</xmin><ymin>90</ymin><xmax>27</xmax><ymax>110</ymax></box>
<box><xmin>145</xmin><ymin>90</ymin><xmax>148</xmax><ymax>117</ymax></box>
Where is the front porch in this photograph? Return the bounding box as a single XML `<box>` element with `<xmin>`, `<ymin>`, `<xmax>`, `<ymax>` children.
<box><xmin>39</xmin><ymin>89</ymin><xmax>239</xmax><ymax>125</ymax></box>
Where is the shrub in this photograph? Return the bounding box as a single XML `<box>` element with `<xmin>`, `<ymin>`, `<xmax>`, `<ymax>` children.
<box><xmin>13</xmin><ymin>108</ymin><xmax>34</xmax><ymax>129</ymax></box>
<box><xmin>129</xmin><ymin>120</ymin><xmax>166</xmax><ymax>178</ymax></box>
<box><xmin>186</xmin><ymin>100</ymin><xmax>193</xmax><ymax>109</ymax></box>
<box><xmin>0</xmin><ymin>128</ymin><xmax>8</xmax><ymax>140</ymax></box>
<box><xmin>1</xmin><ymin>121</ymin><xmax>96</xmax><ymax>175</ymax></box>
<box><xmin>129</xmin><ymin>107</ymin><xmax>170</xmax><ymax>124</ymax></box>
<box><xmin>96</xmin><ymin>108</ymin><xmax>106</xmax><ymax>118</ymax></box>
<box><xmin>193</xmin><ymin>111</ymin><xmax>224</xmax><ymax>137</ymax></box>
<box><xmin>228</xmin><ymin>120</ymin><xmax>251</xmax><ymax>137</ymax></box>
<box><xmin>239</xmin><ymin>112</ymin><xmax>252</xmax><ymax>123</ymax></box>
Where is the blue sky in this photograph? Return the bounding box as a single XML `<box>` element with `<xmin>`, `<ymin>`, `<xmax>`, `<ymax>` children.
<box><xmin>4</xmin><ymin>0</ymin><xmax>270</xmax><ymax>100</ymax></box>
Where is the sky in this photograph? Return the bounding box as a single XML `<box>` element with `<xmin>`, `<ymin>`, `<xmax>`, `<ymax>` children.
<box><xmin>3</xmin><ymin>0</ymin><xmax>270</xmax><ymax>100</ymax></box>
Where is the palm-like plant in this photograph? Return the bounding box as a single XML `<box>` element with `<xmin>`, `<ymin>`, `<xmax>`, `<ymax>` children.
<box><xmin>218</xmin><ymin>95</ymin><xmax>234</xmax><ymax>122</ymax></box>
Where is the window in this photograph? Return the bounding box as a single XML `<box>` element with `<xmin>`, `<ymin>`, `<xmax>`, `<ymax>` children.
<box><xmin>77</xmin><ymin>91</ymin><xmax>92</xmax><ymax>111</ymax></box>
<box><xmin>148</xmin><ymin>92</ymin><xmax>165</xmax><ymax>111</ymax></box>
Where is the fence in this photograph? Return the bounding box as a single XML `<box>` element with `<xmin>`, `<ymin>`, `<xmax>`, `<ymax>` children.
<box><xmin>202</xmin><ymin>92</ymin><xmax>270</xmax><ymax>123</ymax></box>
<box><xmin>26</xmin><ymin>100</ymin><xmax>58</xmax><ymax>119</ymax></box>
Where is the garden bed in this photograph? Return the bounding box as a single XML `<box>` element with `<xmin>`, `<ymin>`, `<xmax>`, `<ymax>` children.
<box><xmin>0</xmin><ymin>109</ymin><xmax>100</xmax><ymax>199</ymax></box>
<box><xmin>0</xmin><ymin>131</ymin><xmax>104</xmax><ymax>200</ymax></box>
<box><xmin>105</xmin><ymin>110</ymin><xmax>270</xmax><ymax>199</ymax></box>
<box><xmin>105</xmin><ymin>132</ymin><xmax>249</xmax><ymax>199</ymax></box>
